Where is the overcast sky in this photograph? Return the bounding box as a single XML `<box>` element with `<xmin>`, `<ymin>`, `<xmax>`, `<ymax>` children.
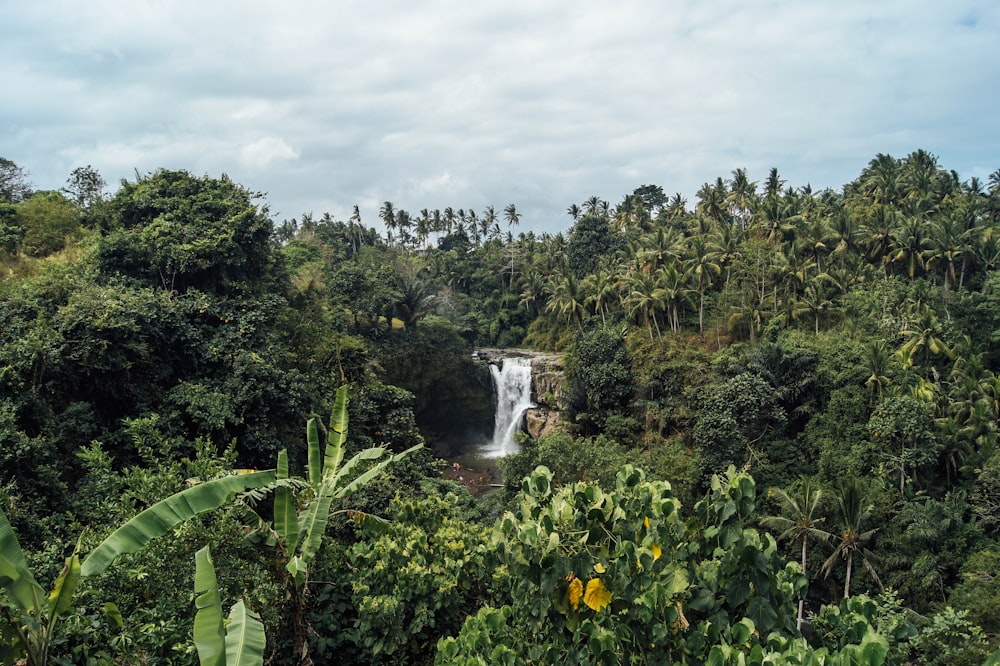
<box><xmin>3</xmin><ymin>1</ymin><xmax>998</xmax><ymax>234</ymax></box>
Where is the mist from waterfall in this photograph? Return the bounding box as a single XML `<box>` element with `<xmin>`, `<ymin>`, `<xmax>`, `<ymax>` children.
<box><xmin>485</xmin><ymin>356</ymin><xmax>534</xmax><ymax>457</ymax></box>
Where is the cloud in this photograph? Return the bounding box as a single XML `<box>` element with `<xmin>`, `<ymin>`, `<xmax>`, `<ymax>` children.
<box><xmin>238</xmin><ymin>137</ymin><xmax>300</xmax><ymax>170</ymax></box>
<box><xmin>2</xmin><ymin>0</ymin><xmax>998</xmax><ymax>232</ymax></box>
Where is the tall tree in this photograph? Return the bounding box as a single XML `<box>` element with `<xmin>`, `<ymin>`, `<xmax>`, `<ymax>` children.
<box><xmin>761</xmin><ymin>476</ymin><xmax>831</xmax><ymax>630</ymax></box>
<box><xmin>63</xmin><ymin>165</ymin><xmax>106</xmax><ymax>209</ymax></box>
<box><xmin>821</xmin><ymin>480</ymin><xmax>881</xmax><ymax>599</ymax></box>
<box><xmin>0</xmin><ymin>157</ymin><xmax>32</xmax><ymax>203</ymax></box>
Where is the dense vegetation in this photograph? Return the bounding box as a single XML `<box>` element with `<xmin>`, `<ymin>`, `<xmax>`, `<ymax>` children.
<box><xmin>2</xmin><ymin>152</ymin><xmax>1000</xmax><ymax>664</ymax></box>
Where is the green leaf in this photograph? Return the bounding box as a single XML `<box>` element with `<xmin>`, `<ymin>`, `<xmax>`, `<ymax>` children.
<box><xmin>46</xmin><ymin>552</ymin><xmax>82</xmax><ymax>624</ymax></box>
<box><xmin>81</xmin><ymin>470</ymin><xmax>276</xmax><ymax>576</ymax></box>
<box><xmin>333</xmin><ymin>444</ymin><xmax>423</xmax><ymax>499</ymax></box>
<box><xmin>0</xmin><ymin>507</ymin><xmax>45</xmax><ymax>612</ymax></box>
<box><xmin>290</xmin><ymin>487</ymin><xmax>336</xmax><ymax>582</ymax></box>
<box><xmin>193</xmin><ymin>546</ymin><xmax>226</xmax><ymax>666</ymax></box>
<box><xmin>225</xmin><ymin>600</ymin><xmax>266</xmax><ymax>666</ymax></box>
<box><xmin>307</xmin><ymin>417</ymin><xmax>322</xmax><ymax>486</ymax></box>
<box><xmin>274</xmin><ymin>450</ymin><xmax>298</xmax><ymax>548</ymax></box>
<box><xmin>324</xmin><ymin>385</ymin><xmax>348</xmax><ymax>478</ymax></box>
<box><xmin>103</xmin><ymin>602</ymin><xmax>124</xmax><ymax>629</ymax></box>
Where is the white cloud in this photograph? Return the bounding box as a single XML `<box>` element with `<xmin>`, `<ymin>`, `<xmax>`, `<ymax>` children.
<box><xmin>238</xmin><ymin>137</ymin><xmax>300</xmax><ymax>170</ymax></box>
<box><xmin>2</xmin><ymin>0</ymin><xmax>998</xmax><ymax>232</ymax></box>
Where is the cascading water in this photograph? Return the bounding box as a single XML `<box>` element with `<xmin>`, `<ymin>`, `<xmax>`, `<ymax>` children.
<box><xmin>485</xmin><ymin>356</ymin><xmax>535</xmax><ymax>457</ymax></box>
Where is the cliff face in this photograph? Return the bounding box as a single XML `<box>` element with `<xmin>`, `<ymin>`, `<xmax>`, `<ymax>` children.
<box><xmin>475</xmin><ymin>349</ymin><xmax>565</xmax><ymax>440</ymax></box>
<box><xmin>525</xmin><ymin>354</ymin><xmax>564</xmax><ymax>439</ymax></box>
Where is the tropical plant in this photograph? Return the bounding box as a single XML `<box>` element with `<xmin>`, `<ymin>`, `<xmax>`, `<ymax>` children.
<box><xmin>821</xmin><ymin>480</ymin><xmax>882</xmax><ymax>599</ymax></box>
<box><xmin>761</xmin><ymin>476</ymin><xmax>831</xmax><ymax>630</ymax></box>
<box><xmin>192</xmin><ymin>546</ymin><xmax>266</xmax><ymax>666</ymax></box>
<box><xmin>1</xmin><ymin>467</ymin><xmax>276</xmax><ymax>666</ymax></box>
<box><xmin>0</xmin><ymin>509</ymin><xmax>86</xmax><ymax>666</ymax></box>
<box><xmin>242</xmin><ymin>385</ymin><xmax>421</xmax><ymax>665</ymax></box>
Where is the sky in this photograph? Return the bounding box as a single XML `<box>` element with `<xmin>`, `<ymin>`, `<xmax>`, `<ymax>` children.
<box><xmin>2</xmin><ymin>1</ymin><xmax>999</xmax><ymax>235</ymax></box>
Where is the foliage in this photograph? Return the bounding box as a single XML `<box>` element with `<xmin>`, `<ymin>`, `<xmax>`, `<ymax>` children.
<box><xmin>909</xmin><ymin>606</ymin><xmax>991</xmax><ymax>666</ymax></box>
<box><xmin>565</xmin><ymin>325</ymin><xmax>636</xmax><ymax>437</ymax></box>
<box><xmin>341</xmin><ymin>494</ymin><xmax>490</xmax><ymax>664</ymax></box>
<box><xmin>692</xmin><ymin>372</ymin><xmax>787</xmax><ymax>475</ymax></box>
<box><xmin>439</xmin><ymin>465</ymin><xmax>809</xmax><ymax>664</ymax></box>
<box><xmin>193</xmin><ymin>546</ymin><xmax>266</xmax><ymax>666</ymax></box>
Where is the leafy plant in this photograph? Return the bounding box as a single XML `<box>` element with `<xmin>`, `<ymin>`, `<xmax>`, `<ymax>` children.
<box><xmin>193</xmin><ymin>545</ymin><xmax>266</xmax><ymax>666</ymax></box>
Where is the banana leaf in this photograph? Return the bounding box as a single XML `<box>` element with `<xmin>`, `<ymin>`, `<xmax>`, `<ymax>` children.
<box><xmin>46</xmin><ymin>551</ymin><xmax>81</xmax><ymax>630</ymax></box>
<box><xmin>306</xmin><ymin>417</ymin><xmax>322</xmax><ymax>487</ymax></box>
<box><xmin>193</xmin><ymin>546</ymin><xmax>225</xmax><ymax>666</ymax></box>
<box><xmin>333</xmin><ymin>444</ymin><xmax>423</xmax><ymax>499</ymax></box>
<box><xmin>81</xmin><ymin>470</ymin><xmax>276</xmax><ymax>576</ymax></box>
<box><xmin>324</xmin><ymin>385</ymin><xmax>348</xmax><ymax>478</ymax></box>
<box><xmin>274</xmin><ymin>450</ymin><xmax>298</xmax><ymax>548</ymax></box>
<box><xmin>0</xmin><ymin>507</ymin><xmax>45</xmax><ymax>612</ymax></box>
<box><xmin>225</xmin><ymin>600</ymin><xmax>266</xmax><ymax>666</ymax></box>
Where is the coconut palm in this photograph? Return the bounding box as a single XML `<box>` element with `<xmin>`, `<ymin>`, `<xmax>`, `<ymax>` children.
<box><xmin>544</xmin><ymin>273</ymin><xmax>587</xmax><ymax>331</ymax></box>
<box><xmin>821</xmin><ymin>479</ymin><xmax>882</xmax><ymax>599</ymax></box>
<box><xmin>864</xmin><ymin>339</ymin><xmax>893</xmax><ymax>398</ymax></box>
<box><xmin>761</xmin><ymin>476</ymin><xmax>831</xmax><ymax>630</ymax></box>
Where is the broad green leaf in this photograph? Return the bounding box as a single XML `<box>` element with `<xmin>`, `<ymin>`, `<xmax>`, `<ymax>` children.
<box><xmin>294</xmin><ymin>486</ymin><xmax>336</xmax><ymax>576</ymax></box>
<box><xmin>0</xmin><ymin>508</ymin><xmax>45</xmax><ymax>612</ymax></box>
<box><xmin>46</xmin><ymin>552</ymin><xmax>81</xmax><ymax>624</ymax></box>
<box><xmin>306</xmin><ymin>417</ymin><xmax>322</xmax><ymax>486</ymax></box>
<box><xmin>225</xmin><ymin>600</ymin><xmax>266</xmax><ymax>666</ymax></box>
<box><xmin>103</xmin><ymin>602</ymin><xmax>124</xmax><ymax>629</ymax></box>
<box><xmin>274</xmin><ymin>450</ymin><xmax>298</xmax><ymax>548</ymax></box>
<box><xmin>329</xmin><ymin>446</ymin><xmax>385</xmax><ymax>487</ymax></box>
<box><xmin>324</xmin><ymin>385</ymin><xmax>348</xmax><ymax>478</ymax></box>
<box><xmin>81</xmin><ymin>470</ymin><xmax>276</xmax><ymax>576</ymax></box>
<box><xmin>333</xmin><ymin>444</ymin><xmax>422</xmax><ymax>499</ymax></box>
<box><xmin>193</xmin><ymin>546</ymin><xmax>226</xmax><ymax>666</ymax></box>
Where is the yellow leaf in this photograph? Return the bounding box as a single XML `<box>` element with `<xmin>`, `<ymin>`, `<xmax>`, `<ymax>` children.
<box><xmin>593</xmin><ymin>562</ymin><xmax>606</xmax><ymax>574</ymax></box>
<box><xmin>651</xmin><ymin>544</ymin><xmax>662</xmax><ymax>561</ymax></box>
<box><xmin>644</xmin><ymin>516</ymin><xmax>650</xmax><ymax>529</ymax></box>
<box><xmin>568</xmin><ymin>577</ymin><xmax>583</xmax><ymax>610</ymax></box>
<box><xmin>584</xmin><ymin>577</ymin><xmax>612</xmax><ymax>612</ymax></box>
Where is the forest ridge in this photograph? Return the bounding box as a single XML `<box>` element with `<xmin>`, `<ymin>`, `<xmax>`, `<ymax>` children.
<box><xmin>1</xmin><ymin>150</ymin><xmax>1000</xmax><ymax>664</ymax></box>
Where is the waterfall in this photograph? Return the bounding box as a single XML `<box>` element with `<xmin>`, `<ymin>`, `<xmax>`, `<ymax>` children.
<box><xmin>485</xmin><ymin>357</ymin><xmax>535</xmax><ymax>457</ymax></box>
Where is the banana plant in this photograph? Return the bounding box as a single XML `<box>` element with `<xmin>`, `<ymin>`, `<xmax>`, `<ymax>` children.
<box><xmin>193</xmin><ymin>546</ymin><xmax>266</xmax><ymax>666</ymax></box>
<box><xmin>275</xmin><ymin>385</ymin><xmax>421</xmax><ymax>589</ymax></box>
<box><xmin>257</xmin><ymin>385</ymin><xmax>420</xmax><ymax>665</ymax></box>
<box><xmin>0</xmin><ymin>509</ymin><xmax>87</xmax><ymax>666</ymax></box>
<box><xmin>1</xmin><ymin>469</ymin><xmax>276</xmax><ymax>665</ymax></box>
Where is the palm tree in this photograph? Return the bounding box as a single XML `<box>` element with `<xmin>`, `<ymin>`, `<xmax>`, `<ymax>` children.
<box><xmin>583</xmin><ymin>195</ymin><xmax>604</xmax><ymax>217</ymax></box>
<box><xmin>821</xmin><ymin>480</ymin><xmax>882</xmax><ymax>599</ymax></box>
<box><xmin>480</xmin><ymin>206</ymin><xmax>496</xmax><ymax>242</ymax></box>
<box><xmin>686</xmin><ymin>236</ymin><xmax>721</xmax><ymax>335</ymax></box>
<box><xmin>898</xmin><ymin>303</ymin><xmax>951</xmax><ymax>367</ymax></box>
<box><xmin>792</xmin><ymin>280</ymin><xmax>840</xmax><ymax>335</ymax></box>
<box><xmin>727</xmin><ymin>167</ymin><xmax>757</xmax><ymax>231</ymax></box>
<box><xmin>544</xmin><ymin>273</ymin><xmax>587</xmax><ymax>330</ymax></box>
<box><xmin>379</xmin><ymin>201</ymin><xmax>397</xmax><ymax>245</ymax></box>
<box><xmin>863</xmin><ymin>339</ymin><xmax>893</xmax><ymax>398</ymax></box>
<box><xmin>504</xmin><ymin>204</ymin><xmax>522</xmax><ymax>289</ymax></box>
<box><xmin>664</xmin><ymin>193</ymin><xmax>688</xmax><ymax>220</ymax></box>
<box><xmin>761</xmin><ymin>476</ymin><xmax>831</xmax><ymax>631</ymax></box>
<box><xmin>581</xmin><ymin>268</ymin><xmax>618</xmax><ymax>325</ymax></box>
<box><xmin>655</xmin><ymin>263</ymin><xmax>694</xmax><ymax>333</ymax></box>
<box><xmin>566</xmin><ymin>203</ymin><xmax>582</xmax><ymax>222</ymax></box>
<box><xmin>890</xmin><ymin>217</ymin><xmax>932</xmax><ymax>279</ymax></box>
<box><xmin>624</xmin><ymin>269</ymin><xmax>664</xmax><ymax>338</ymax></box>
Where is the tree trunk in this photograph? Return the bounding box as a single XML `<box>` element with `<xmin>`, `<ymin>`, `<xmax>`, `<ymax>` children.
<box><xmin>798</xmin><ymin>536</ymin><xmax>808</xmax><ymax>631</ymax></box>
<box><xmin>844</xmin><ymin>553</ymin><xmax>853</xmax><ymax>599</ymax></box>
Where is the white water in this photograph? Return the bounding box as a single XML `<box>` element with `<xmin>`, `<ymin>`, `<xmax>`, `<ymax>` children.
<box><xmin>484</xmin><ymin>357</ymin><xmax>535</xmax><ymax>457</ymax></box>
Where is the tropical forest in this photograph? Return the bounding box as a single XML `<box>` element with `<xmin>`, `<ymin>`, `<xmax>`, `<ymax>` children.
<box><xmin>2</xmin><ymin>151</ymin><xmax>1000</xmax><ymax>665</ymax></box>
